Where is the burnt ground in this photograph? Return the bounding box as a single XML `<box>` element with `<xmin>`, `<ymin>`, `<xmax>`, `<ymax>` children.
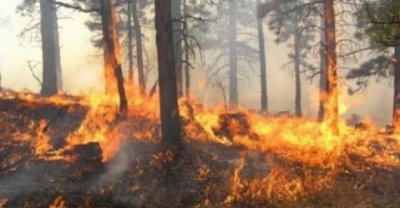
<box><xmin>1</xmin><ymin>94</ymin><xmax>400</xmax><ymax>207</ymax></box>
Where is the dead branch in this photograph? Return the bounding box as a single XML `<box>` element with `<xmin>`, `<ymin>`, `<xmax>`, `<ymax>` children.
<box><xmin>149</xmin><ymin>79</ymin><xmax>159</xmax><ymax>99</ymax></box>
<box><xmin>173</xmin><ymin>15</ymin><xmax>211</xmax><ymax>23</ymax></box>
<box><xmin>307</xmin><ymin>70</ymin><xmax>321</xmax><ymax>84</ymax></box>
<box><xmin>178</xmin><ymin>3</ymin><xmax>205</xmax><ymax>72</ymax></box>
<box><xmin>143</xmin><ymin>46</ymin><xmax>153</xmax><ymax>84</ymax></box>
<box><xmin>27</xmin><ymin>61</ymin><xmax>42</xmax><ymax>86</ymax></box>
<box><xmin>18</xmin><ymin>22</ymin><xmax>40</xmax><ymax>40</ymax></box>
<box><xmin>47</xmin><ymin>0</ymin><xmax>99</xmax><ymax>13</ymax></box>
<box><xmin>338</xmin><ymin>46</ymin><xmax>374</xmax><ymax>58</ymax></box>
<box><xmin>43</xmin><ymin>105</ymin><xmax>70</xmax><ymax>132</ymax></box>
<box><xmin>176</xmin><ymin>59</ymin><xmax>195</xmax><ymax>69</ymax></box>
<box><xmin>213</xmin><ymin>79</ymin><xmax>227</xmax><ymax>110</ymax></box>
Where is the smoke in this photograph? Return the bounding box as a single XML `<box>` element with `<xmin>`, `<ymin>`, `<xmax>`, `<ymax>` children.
<box><xmin>89</xmin><ymin>140</ymin><xmax>130</xmax><ymax>187</ymax></box>
<box><xmin>0</xmin><ymin>2</ymin><xmax>394</xmax><ymax>125</ymax></box>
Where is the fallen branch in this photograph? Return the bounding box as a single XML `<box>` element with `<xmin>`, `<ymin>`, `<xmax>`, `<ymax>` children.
<box><xmin>43</xmin><ymin>105</ymin><xmax>70</xmax><ymax>132</ymax></box>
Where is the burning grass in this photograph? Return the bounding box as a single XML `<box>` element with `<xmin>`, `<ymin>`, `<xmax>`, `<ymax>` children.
<box><xmin>1</xmin><ymin>90</ymin><xmax>400</xmax><ymax>207</ymax></box>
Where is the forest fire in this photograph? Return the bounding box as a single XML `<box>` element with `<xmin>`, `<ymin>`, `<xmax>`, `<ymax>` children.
<box><xmin>1</xmin><ymin>89</ymin><xmax>400</xmax><ymax>207</ymax></box>
<box><xmin>2</xmin><ymin>0</ymin><xmax>400</xmax><ymax>207</ymax></box>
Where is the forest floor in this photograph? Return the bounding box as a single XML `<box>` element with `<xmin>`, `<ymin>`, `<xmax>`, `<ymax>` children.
<box><xmin>1</xmin><ymin>91</ymin><xmax>400</xmax><ymax>208</ymax></box>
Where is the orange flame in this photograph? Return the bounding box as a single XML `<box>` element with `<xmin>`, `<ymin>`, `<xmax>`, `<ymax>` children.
<box><xmin>2</xmin><ymin>79</ymin><xmax>400</xmax><ymax>201</ymax></box>
<box><xmin>49</xmin><ymin>196</ymin><xmax>66</xmax><ymax>208</ymax></box>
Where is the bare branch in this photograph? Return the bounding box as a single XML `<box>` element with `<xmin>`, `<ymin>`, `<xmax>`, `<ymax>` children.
<box><xmin>338</xmin><ymin>46</ymin><xmax>374</xmax><ymax>58</ymax></box>
<box><xmin>173</xmin><ymin>14</ymin><xmax>211</xmax><ymax>23</ymax></box>
<box><xmin>212</xmin><ymin>79</ymin><xmax>227</xmax><ymax>110</ymax></box>
<box><xmin>27</xmin><ymin>61</ymin><xmax>42</xmax><ymax>86</ymax></box>
<box><xmin>18</xmin><ymin>22</ymin><xmax>40</xmax><ymax>39</ymax></box>
<box><xmin>47</xmin><ymin>0</ymin><xmax>99</xmax><ymax>13</ymax></box>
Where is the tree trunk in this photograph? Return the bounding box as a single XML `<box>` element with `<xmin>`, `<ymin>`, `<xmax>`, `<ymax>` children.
<box><xmin>40</xmin><ymin>0</ymin><xmax>62</xmax><ymax>96</ymax></box>
<box><xmin>172</xmin><ymin>0</ymin><xmax>183</xmax><ymax>98</ymax></box>
<box><xmin>257</xmin><ymin>0</ymin><xmax>268</xmax><ymax>113</ymax></box>
<box><xmin>103</xmin><ymin>45</ymin><xmax>115</xmax><ymax>94</ymax></box>
<box><xmin>99</xmin><ymin>0</ymin><xmax>128</xmax><ymax>115</ymax></box>
<box><xmin>127</xmin><ymin>0</ymin><xmax>134</xmax><ymax>83</ymax></box>
<box><xmin>155</xmin><ymin>0</ymin><xmax>182</xmax><ymax>146</ymax></box>
<box><xmin>132</xmin><ymin>0</ymin><xmax>146</xmax><ymax>96</ymax></box>
<box><xmin>183</xmin><ymin>0</ymin><xmax>190</xmax><ymax>100</ymax></box>
<box><xmin>393</xmin><ymin>46</ymin><xmax>400</xmax><ymax>124</ymax></box>
<box><xmin>228</xmin><ymin>1</ymin><xmax>238</xmax><ymax>108</ymax></box>
<box><xmin>0</xmin><ymin>70</ymin><xmax>2</xmax><ymax>92</ymax></box>
<box><xmin>323</xmin><ymin>0</ymin><xmax>339</xmax><ymax>133</ymax></box>
<box><xmin>294</xmin><ymin>20</ymin><xmax>302</xmax><ymax>117</ymax></box>
<box><xmin>318</xmin><ymin>60</ymin><xmax>327</xmax><ymax>121</ymax></box>
<box><xmin>318</xmin><ymin>7</ymin><xmax>327</xmax><ymax>122</ymax></box>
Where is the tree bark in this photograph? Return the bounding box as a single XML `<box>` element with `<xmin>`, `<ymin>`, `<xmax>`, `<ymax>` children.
<box><xmin>172</xmin><ymin>0</ymin><xmax>183</xmax><ymax>98</ymax></box>
<box><xmin>318</xmin><ymin>6</ymin><xmax>327</xmax><ymax>122</ymax></box>
<box><xmin>183</xmin><ymin>0</ymin><xmax>190</xmax><ymax>100</ymax></box>
<box><xmin>40</xmin><ymin>0</ymin><xmax>62</xmax><ymax>96</ymax></box>
<box><xmin>127</xmin><ymin>0</ymin><xmax>134</xmax><ymax>83</ymax></box>
<box><xmin>318</xmin><ymin>61</ymin><xmax>327</xmax><ymax>121</ymax></box>
<box><xmin>228</xmin><ymin>1</ymin><xmax>238</xmax><ymax>108</ymax></box>
<box><xmin>155</xmin><ymin>0</ymin><xmax>182</xmax><ymax>146</ymax></box>
<box><xmin>323</xmin><ymin>0</ymin><xmax>339</xmax><ymax>133</ymax></box>
<box><xmin>132</xmin><ymin>0</ymin><xmax>146</xmax><ymax>96</ymax></box>
<box><xmin>99</xmin><ymin>0</ymin><xmax>128</xmax><ymax>115</ymax></box>
<box><xmin>393</xmin><ymin>46</ymin><xmax>400</xmax><ymax>124</ymax></box>
<box><xmin>294</xmin><ymin>20</ymin><xmax>302</xmax><ymax>117</ymax></box>
<box><xmin>257</xmin><ymin>0</ymin><xmax>268</xmax><ymax>113</ymax></box>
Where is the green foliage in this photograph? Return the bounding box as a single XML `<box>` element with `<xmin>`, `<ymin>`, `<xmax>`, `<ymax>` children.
<box><xmin>346</xmin><ymin>0</ymin><xmax>400</xmax><ymax>90</ymax></box>
<box><xmin>347</xmin><ymin>55</ymin><xmax>392</xmax><ymax>80</ymax></box>
<box><xmin>357</xmin><ymin>0</ymin><xmax>400</xmax><ymax>48</ymax></box>
<box><xmin>265</xmin><ymin>0</ymin><xmax>320</xmax><ymax>44</ymax></box>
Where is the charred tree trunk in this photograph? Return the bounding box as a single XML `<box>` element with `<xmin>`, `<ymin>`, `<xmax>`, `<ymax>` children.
<box><xmin>172</xmin><ymin>0</ymin><xmax>183</xmax><ymax>98</ymax></box>
<box><xmin>183</xmin><ymin>0</ymin><xmax>190</xmax><ymax>100</ymax></box>
<box><xmin>393</xmin><ymin>46</ymin><xmax>400</xmax><ymax>124</ymax></box>
<box><xmin>40</xmin><ymin>0</ymin><xmax>62</xmax><ymax>96</ymax></box>
<box><xmin>132</xmin><ymin>0</ymin><xmax>146</xmax><ymax>96</ymax></box>
<box><xmin>155</xmin><ymin>0</ymin><xmax>182</xmax><ymax>146</ymax></box>
<box><xmin>257</xmin><ymin>0</ymin><xmax>268</xmax><ymax>113</ymax></box>
<box><xmin>99</xmin><ymin>0</ymin><xmax>128</xmax><ymax>115</ymax></box>
<box><xmin>318</xmin><ymin>8</ymin><xmax>327</xmax><ymax>122</ymax></box>
<box><xmin>318</xmin><ymin>60</ymin><xmax>327</xmax><ymax>121</ymax></box>
<box><xmin>127</xmin><ymin>1</ymin><xmax>134</xmax><ymax>83</ymax></box>
<box><xmin>294</xmin><ymin>21</ymin><xmax>302</xmax><ymax>117</ymax></box>
<box><xmin>103</xmin><ymin>45</ymin><xmax>115</xmax><ymax>94</ymax></box>
<box><xmin>323</xmin><ymin>0</ymin><xmax>339</xmax><ymax>133</ymax></box>
<box><xmin>229</xmin><ymin>1</ymin><xmax>238</xmax><ymax>108</ymax></box>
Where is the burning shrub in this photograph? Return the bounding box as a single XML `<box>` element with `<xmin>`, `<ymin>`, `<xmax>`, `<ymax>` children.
<box><xmin>212</xmin><ymin>112</ymin><xmax>258</xmax><ymax>142</ymax></box>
